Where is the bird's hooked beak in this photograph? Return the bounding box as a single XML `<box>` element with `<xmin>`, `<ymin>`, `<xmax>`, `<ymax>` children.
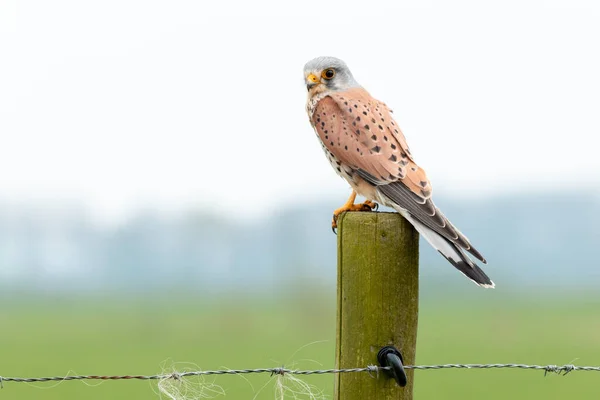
<box><xmin>306</xmin><ymin>73</ymin><xmax>321</xmax><ymax>91</ymax></box>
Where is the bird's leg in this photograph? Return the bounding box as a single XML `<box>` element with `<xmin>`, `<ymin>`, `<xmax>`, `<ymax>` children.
<box><xmin>332</xmin><ymin>191</ymin><xmax>379</xmax><ymax>232</ymax></box>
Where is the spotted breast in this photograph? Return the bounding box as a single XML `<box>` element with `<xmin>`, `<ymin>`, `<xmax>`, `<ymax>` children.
<box><xmin>307</xmin><ymin>92</ymin><xmax>356</xmax><ymax>183</ymax></box>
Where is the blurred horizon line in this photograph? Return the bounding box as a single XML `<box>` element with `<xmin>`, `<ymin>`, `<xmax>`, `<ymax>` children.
<box><xmin>0</xmin><ymin>186</ymin><xmax>599</xmax><ymax>294</ymax></box>
<box><xmin>0</xmin><ymin>185</ymin><xmax>598</xmax><ymax>226</ymax></box>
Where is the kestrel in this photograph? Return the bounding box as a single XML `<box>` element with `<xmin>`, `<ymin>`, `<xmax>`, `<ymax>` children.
<box><xmin>304</xmin><ymin>56</ymin><xmax>493</xmax><ymax>288</ymax></box>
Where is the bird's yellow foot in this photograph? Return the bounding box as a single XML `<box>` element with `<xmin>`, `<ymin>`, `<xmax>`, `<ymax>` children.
<box><xmin>331</xmin><ymin>192</ymin><xmax>378</xmax><ymax>233</ymax></box>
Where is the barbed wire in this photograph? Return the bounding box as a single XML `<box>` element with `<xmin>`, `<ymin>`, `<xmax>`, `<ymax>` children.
<box><xmin>1</xmin><ymin>363</ymin><xmax>599</xmax><ymax>387</ymax></box>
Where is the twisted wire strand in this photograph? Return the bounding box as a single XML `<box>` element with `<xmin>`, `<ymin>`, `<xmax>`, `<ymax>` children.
<box><xmin>1</xmin><ymin>364</ymin><xmax>599</xmax><ymax>386</ymax></box>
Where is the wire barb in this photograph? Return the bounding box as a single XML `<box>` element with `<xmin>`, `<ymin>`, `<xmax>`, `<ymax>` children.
<box><xmin>0</xmin><ymin>363</ymin><xmax>599</xmax><ymax>386</ymax></box>
<box><xmin>169</xmin><ymin>372</ymin><xmax>182</xmax><ymax>381</ymax></box>
<box><xmin>270</xmin><ymin>367</ymin><xmax>285</xmax><ymax>377</ymax></box>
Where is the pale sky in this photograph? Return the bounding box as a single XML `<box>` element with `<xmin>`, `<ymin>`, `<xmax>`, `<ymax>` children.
<box><xmin>1</xmin><ymin>0</ymin><xmax>599</xmax><ymax>223</ymax></box>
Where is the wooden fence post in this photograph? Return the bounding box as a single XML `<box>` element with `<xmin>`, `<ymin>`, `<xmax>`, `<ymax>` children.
<box><xmin>334</xmin><ymin>211</ymin><xmax>419</xmax><ymax>400</ymax></box>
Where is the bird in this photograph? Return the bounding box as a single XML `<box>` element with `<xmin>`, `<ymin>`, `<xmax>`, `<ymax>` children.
<box><xmin>304</xmin><ymin>56</ymin><xmax>493</xmax><ymax>288</ymax></box>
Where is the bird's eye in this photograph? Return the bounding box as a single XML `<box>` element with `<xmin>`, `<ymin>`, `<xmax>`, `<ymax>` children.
<box><xmin>322</xmin><ymin>69</ymin><xmax>335</xmax><ymax>80</ymax></box>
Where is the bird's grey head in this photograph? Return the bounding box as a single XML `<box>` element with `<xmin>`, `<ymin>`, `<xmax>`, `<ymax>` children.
<box><xmin>303</xmin><ymin>56</ymin><xmax>360</xmax><ymax>94</ymax></box>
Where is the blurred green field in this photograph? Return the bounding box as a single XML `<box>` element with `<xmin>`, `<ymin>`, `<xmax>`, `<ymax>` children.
<box><xmin>1</xmin><ymin>292</ymin><xmax>599</xmax><ymax>399</ymax></box>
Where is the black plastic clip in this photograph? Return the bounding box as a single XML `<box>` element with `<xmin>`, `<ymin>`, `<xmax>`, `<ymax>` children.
<box><xmin>377</xmin><ymin>346</ymin><xmax>407</xmax><ymax>387</ymax></box>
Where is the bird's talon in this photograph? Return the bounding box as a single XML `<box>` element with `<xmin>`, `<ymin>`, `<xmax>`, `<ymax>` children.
<box><xmin>330</xmin><ymin>192</ymin><xmax>378</xmax><ymax>232</ymax></box>
<box><xmin>331</xmin><ymin>216</ymin><xmax>338</xmax><ymax>234</ymax></box>
<box><xmin>359</xmin><ymin>200</ymin><xmax>378</xmax><ymax>212</ymax></box>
